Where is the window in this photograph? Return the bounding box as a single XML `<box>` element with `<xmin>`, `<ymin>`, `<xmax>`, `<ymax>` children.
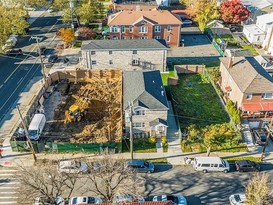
<box><xmin>263</xmin><ymin>93</ymin><xmax>273</xmax><ymax>99</ymax></box>
<box><xmin>109</xmin><ymin>60</ymin><xmax>113</xmax><ymax>64</ymax></box>
<box><xmin>167</xmin><ymin>25</ymin><xmax>171</xmax><ymax>31</ymax></box>
<box><xmin>166</xmin><ymin>36</ymin><xmax>170</xmax><ymax>42</ymax></box>
<box><xmin>91</xmin><ymin>51</ymin><xmax>96</xmax><ymax>55</ymax></box>
<box><xmin>155</xmin><ymin>36</ymin><xmax>161</xmax><ymax>39</ymax></box>
<box><xmin>133</xmin><ymin>122</ymin><xmax>144</xmax><ymax>128</ymax></box>
<box><xmin>129</xmin><ymin>26</ymin><xmax>133</xmax><ymax>33</ymax></box>
<box><xmin>110</xmin><ymin>26</ymin><xmax>118</xmax><ymax>33</ymax></box>
<box><xmin>91</xmin><ymin>60</ymin><xmax>96</xmax><ymax>65</ymax></box>
<box><xmin>109</xmin><ymin>51</ymin><xmax>112</xmax><ymax>54</ymax></box>
<box><xmin>246</xmin><ymin>93</ymin><xmax>252</xmax><ymax>100</ymax></box>
<box><xmin>133</xmin><ymin>50</ymin><xmax>137</xmax><ymax>54</ymax></box>
<box><xmin>154</xmin><ymin>25</ymin><xmax>161</xmax><ymax>32</ymax></box>
<box><xmin>139</xmin><ymin>26</ymin><xmax>147</xmax><ymax>33</ymax></box>
<box><xmin>121</xmin><ymin>26</ymin><xmax>125</xmax><ymax>33</ymax></box>
<box><xmin>132</xmin><ymin>59</ymin><xmax>139</xmax><ymax>65</ymax></box>
<box><xmin>135</xmin><ymin>110</ymin><xmax>145</xmax><ymax>115</ymax></box>
<box><xmin>257</xmin><ymin>36</ymin><xmax>260</xmax><ymax>41</ymax></box>
<box><xmin>140</xmin><ymin>36</ymin><xmax>147</xmax><ymax>39</ymax></box>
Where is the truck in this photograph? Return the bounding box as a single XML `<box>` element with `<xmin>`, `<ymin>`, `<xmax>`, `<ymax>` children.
<box><xmin>2</xmin><ymin>35</ymin><xmax>18</xmax><ymax>50</ymax></box>
<box><xmin>28</xmin><ymin>114</ymin><xmax>46</xmax><ymax>141</ymax></box>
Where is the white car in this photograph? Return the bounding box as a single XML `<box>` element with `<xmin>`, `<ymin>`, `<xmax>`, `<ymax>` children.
<box><xmin>229</xmin><ymin>194</ymin><xmax>246</xmax><ymax>205</ymax></box>
<box><xmin>58</xmin><ymin>160</ymin><xmax>89</xmax><ymax>174</ymax></box>
<box><xmin>33</xmin><ymin>196</ymin><xmax>64</xmax><ymax>205</ymax></box>
<box><xmin>113</xmin><ymin>194</ymin><xmax>145</xmax><ymax>203</ymax></box>
<box><xmin>69</xmin><ymin>196</ymin><xmax>102</xmax><ymax>205</ymax></box>
<box><xmin>153</xmin><ymin>195</ymin><xmax>187</xmax><ymax>205</ymax></box>
<box><xmin>182</xmin><ymin>20</ymin><xmax>193</xmax><ymax>25</ymax></box>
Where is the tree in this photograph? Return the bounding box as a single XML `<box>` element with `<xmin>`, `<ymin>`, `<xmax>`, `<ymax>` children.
<box><xmin>57</xmin><ymin>28</ymin><xmax>75</xmax><ymax>46</ymax></box>
<box><xmin>77</xmin><ymin>0</ymin><xmax>105</xmax><ymax>24</ymax></box>
<box><xmin>84</xmin><ymin>155</ymin><xmax>144</xmax><ymax>202</ymax></box>
<box><xmin>246</xmin><ymin>173</ymin><xmax>273</xmax><ymax>205</ymax></box>
<box><xmin>181</xmin><ymin>0</ymin><xmax>219</xmax><ymax>31</ymax></box>
<box><xmin>77</xmin><ymin>27</ymin><xmax>96</xmax><ymax>40</ymax></box>
<box><xmin>16</xmin><ymin>161</ymin><xmax>81</xmax><ymax>205</ymax></box>
<box><xmin>219</xmin><ymin>0</ymin><xmax>250</xmax><ymax>24</ymax></box>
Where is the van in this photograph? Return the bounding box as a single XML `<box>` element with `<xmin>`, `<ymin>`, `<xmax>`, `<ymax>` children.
<box><xmin>192</xmin><ymin>157</ymin><xmax>230</xmax><ymax>173</ymax></box>
<box><xmin>28</xmin><ymin>114</ymin><xmax>46</xmax><ymax>141</ymax></box>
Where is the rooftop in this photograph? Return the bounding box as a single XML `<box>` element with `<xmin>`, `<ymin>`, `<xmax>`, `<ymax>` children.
<box><xmin>81</xmin><ymin>39</ymin><xmax>168</xmax><ymax>51</ymax></box>
<box><xmin>108</xmin><ymin>10</ymin><xmax>182</xmax><ymax>26</ymax></box>
<box><xmin>243</xmin><ymin>25</ymin><xmax>265</xmax><ymax>35</ymax></box>
<box><xmin>257</xmin><ymin>12</ymin><xmax>273</xmax><ymax>24</ymax></box>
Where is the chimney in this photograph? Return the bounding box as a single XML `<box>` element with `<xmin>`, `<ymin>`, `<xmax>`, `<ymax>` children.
<box><xmin>227</xmin><ymin>57</ymin><xmax>234</xmax><ymax>68</ymax></box>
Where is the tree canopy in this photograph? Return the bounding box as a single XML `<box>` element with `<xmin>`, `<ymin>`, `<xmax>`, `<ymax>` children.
<box><xmin>219</xmin><ymin>0</ymin><xmax>250</xmax><ymax>23</ymax></box>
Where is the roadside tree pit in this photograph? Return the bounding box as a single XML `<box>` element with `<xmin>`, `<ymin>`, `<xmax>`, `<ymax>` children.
<box><xmin>42</xmin><ymin>69</ymin><xmax>122</xmax><ymax>143</ymax></box>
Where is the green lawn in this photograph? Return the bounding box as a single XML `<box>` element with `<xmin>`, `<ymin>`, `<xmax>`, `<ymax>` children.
<box><xmin>223</xmin><ymin>156</ymin><xmax>261</xmax><ymax>163</ymax></box>
<box><xmin>240</xmin><ymin>45</ymin><xmax>259</xmax><ymax>56</ymax></box>
<box><xmin>122</xmin><ymin>139</ymin><xmax>157</xmax><ymax>153</ymax></box>
<box><xmin>171</xmin><ymin>74</ymin><xmax>229</xmax><ymax>129</ymax></box>
<box><xmin>161</xmin><ymin>71</ymin><xmax>176</xmax><ymax>86</ymax></box>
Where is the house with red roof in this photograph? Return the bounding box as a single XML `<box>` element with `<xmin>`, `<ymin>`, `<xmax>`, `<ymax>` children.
<box><xmin>219</xmin><ymin>56</ymin><xmax>273</xmax><ymax>118</ymax></box>
<box><xmin>107</xmin><ymin>10</ymin><xmax>182</xmax><ymax>47</ymax></box>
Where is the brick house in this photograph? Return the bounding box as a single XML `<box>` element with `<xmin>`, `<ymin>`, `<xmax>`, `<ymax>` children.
<box><xmin>219</xmin><ymin>57</ymin><xmax>273</xmax><ymax>117</ymax></box>
<box><xmin>123</xmin><ymin>70</ymin><xmax>169</xmax><ymax>137</ymax></box>
<box><xmin>81</xmin><ymin>39</ymin><xmax>168</xmax><ymax>71</ymax></box>
<box><xmin>107</xmin><ymin>10</ymin><xmax>182</xmax><ymax>47</ymax></box>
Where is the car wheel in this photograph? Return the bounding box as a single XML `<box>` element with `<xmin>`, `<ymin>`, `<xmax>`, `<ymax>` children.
<box><xmin>203</xmin><ymin>169</ymin><xmax>207</xmax><ymax>173</ymax></box>
<box><xmin>224</xmin><ymin>169</ymin><xmax>228</xmax><ymax>173</ymax></box>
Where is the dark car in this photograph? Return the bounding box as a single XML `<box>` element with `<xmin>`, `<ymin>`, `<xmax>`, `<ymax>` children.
<box><xmin>126</xmin><ymin>159</ymin><xmax>154</xmax><ymax>173</ymax></box>
<box><xmin>38</xmin><ymin>46</ymin><xmax>46</xmax><ymax>55</ymax></box>
<box><xmin>47</xmin><ymin>54</ymin><xmax>58</xmax><ymax>63</ymax></box>
<box><xmin>5</xmin><ymin>49</ymin><xmax>23</xmax><ymax>56</ymax></box>
<box><xmin>253</xmin><ymin>130</ymin><xmax>267</xmax><ymax>146</ymax></box>
<box><xmin>235</xmin><ymin>160</ymin><xmax>260</xmax><ymax>172</ymax></box>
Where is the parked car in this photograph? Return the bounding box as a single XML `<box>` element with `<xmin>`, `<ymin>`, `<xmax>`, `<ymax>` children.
<box><xmin>192</xmin><ymin>157</ymin><xmax>230</xmax><ymax>173</ymax></box>
<box><xmin>2</xmin><ymin>35</ymin><xmax>18</xmax><ymax>50</ymax></box>
<box><xmin>38</xmin><ymin>46</ymin><xmax>46</xmax><ymax>55</ymax></box>
<box><xmin>113</xmin><ymin>194</ymin><xmax>145</xmax><ymax>203</ymax></box>
<box><xmin>5</xmin><ymin>49</ymin><xmax>23</xmax><ymax>56</ymax></box>
<box><xmin>33</xmin><ymin>196</ymin><xmax>65</xmax><ymax>205</ymax></box>
<box><xmin>235</xmin><ymin>160</ymin><xmax>260</xmax><ymax>172</ymax></box>
<box><xmin>253</xmin><ymin>129</ymin><xmax>267</xmax><ymax>146</ymax></box>
<box><xmin>229</xmin><ymin>193</ymin><xmax>246</xmax><ymax>205</ymax></box>
<box><xmin>48</xmin><ymin>54</ymin><xmax>58</xmax><ymax>63</ymax></box>
<box><xmin>69</xmin><ymin>196</ymin><xmax>102</xmax><ymax>205</ymax></box>
<box><xmin>153</xmin><ymin>195</ymin><xmax>187</xmax><ymax>205</ymax></box>
<box><xmin>58</xmin><ymin>160</ymin><xmax>89</xmax><ymax>174</ymax></box>
<box><xmin>126</xmin><ymin>159</ymin><xmax>154</xmax><ymax>173</ymax></box>
<box><xmin>182</xmin><ymin>19</ymin><xmax>193</xmax><ymax>25</ymax></box>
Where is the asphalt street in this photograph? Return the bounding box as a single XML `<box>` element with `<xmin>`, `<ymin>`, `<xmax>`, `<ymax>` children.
<box><xmin>0</xmin><ymin>12</ymin><xmax>63</xmax><ymax>124</ymax></box>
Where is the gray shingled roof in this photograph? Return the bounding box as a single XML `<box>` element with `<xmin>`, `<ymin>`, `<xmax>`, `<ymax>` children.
<box><xmin>81</xmin><ymin>39</ymin><xmax>168</xmax><ymax>51</ymax></box>
<box><xmin>123</xmin><ymin>70</ymin><xmax>169</xmax><ymax>110</ymax></box>
<box><xmin>220</xmin><ymin>57</ymin><xmax>273</xmax><ymax>93</ymax></box>
<box><xmin>150</xmin><ymin>118</ymin><xmax>168</xmax><ymax>127</ymax></box>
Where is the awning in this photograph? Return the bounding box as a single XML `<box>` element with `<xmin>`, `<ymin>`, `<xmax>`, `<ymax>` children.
<box><xmin>242</xmin><ymin>102</ymin><xmax>273</xmax><ymax>112</ymax></box>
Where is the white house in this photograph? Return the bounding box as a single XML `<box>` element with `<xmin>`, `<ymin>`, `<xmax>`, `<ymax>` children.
<box><xmin>243</xmin><ymin>13</ymin><xmax>273</xmax><ymax>56</ymax></box>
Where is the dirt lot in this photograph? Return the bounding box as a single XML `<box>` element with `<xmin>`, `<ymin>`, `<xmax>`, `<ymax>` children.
<box><xmin>43</xmin><ymin>70</ymin><xmax>122</xmax><ymax>143</ymax></box>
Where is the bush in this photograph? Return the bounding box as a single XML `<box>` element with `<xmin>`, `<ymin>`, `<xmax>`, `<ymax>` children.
<box><xmin>161</xmin><ymin>136</ymin><xmax>168</xmax><ymax>152</ymax></box>
<box><xmin>149</xmin><ymin>136</ymin><xmax>157</xmax><ymax>144</ymax></box>
<box><xmin>181</xmin><ymin>141</ymin><xmax>192</xmax><ymax>152</ymax></box>
<box><xmin>226</xmin><ymin>100</ymin><xmax>241</xmax><ymax>124</ymax></box>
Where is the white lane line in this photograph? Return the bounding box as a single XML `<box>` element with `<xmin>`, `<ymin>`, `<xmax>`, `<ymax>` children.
<box><xmin>0</xmin><ymin>192</ymin><xmax>17</xmax><ymax>194</ymax></box>
<box><xmin>0</xmin><ymin>170</ymin><xmax>18</xmax><ymax>172</ymax></box>
<box><xmin>0</xmin><ymin>187</ymin><xmax>19</xmax><ymax>189</ymax></box>
<box><xmin>0</xmin><ymin>202</ymin><xmax>18</xmax><ymax>204</ymax></box>
<box><xmin>0</xmin><ymin>174</ymin><xmax>15</xmax><ymax>176</ymax></box>
<box><xmin>0</xmin><ymin>197</ymin><xmax>18</xmax><ymax>199</ymax></box>
<box><xmin>0</xmin><ymin>84</ymin><xmax>3</xmax><ymax>89</ymax></box>
<box><xmin>17</xmin><ymin>77</ymin><xmax>23</xmax><ymax>85</ymax></box>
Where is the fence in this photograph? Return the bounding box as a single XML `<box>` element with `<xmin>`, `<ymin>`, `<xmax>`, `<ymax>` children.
<box><xmin>205</xmin><ymin>28</ymin><xmax>224</xmax><ymax>57</ymax></box>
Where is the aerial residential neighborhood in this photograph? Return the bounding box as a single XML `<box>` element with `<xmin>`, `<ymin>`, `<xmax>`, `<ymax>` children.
<box><xmin>1</xmin><ymin>0</ymin><xmax>273</xmax><ymax>204</ymax></box>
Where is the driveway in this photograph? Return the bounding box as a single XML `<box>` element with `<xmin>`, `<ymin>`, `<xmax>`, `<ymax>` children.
<box><xmin>167</xmin><ymin>34</ymin><xmax>220</xmax><ymax>58</ymax></box>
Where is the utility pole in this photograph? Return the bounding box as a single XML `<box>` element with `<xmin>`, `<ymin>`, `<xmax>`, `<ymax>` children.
<box><xmin>16</xmin><ymin>106</ymin><xmax>37</xmax><ymax>162</ymax></box>
<box><xmin>69</xmin><ymin>0</ymin><xmax>75</xmax><ymax>31</ymax></box>
<box><xmin>261</xmin><ymin>118</ymin><xmax>273</xmax><ymax>161</ymax></box>
<box><xmin>30</xmin><ymin>36</ymin><xmax>46</xmax><ymax>84</ymax></box>
<box><xmin>129</xmin><ymin>102</ymin><xmax>134</xmax><ymax>160</ymax></box>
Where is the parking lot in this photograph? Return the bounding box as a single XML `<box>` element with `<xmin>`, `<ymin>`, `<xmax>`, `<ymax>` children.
<box><xmin>167</xmin><ymin>34</ymin><xmax>220</xmax><ymax>58</ymax></box>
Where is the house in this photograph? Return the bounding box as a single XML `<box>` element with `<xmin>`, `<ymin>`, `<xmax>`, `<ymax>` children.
<box><xmin>112</xmin><ymin>3</ymin><xmax>158</xmax><ymax>12</ymax></box>
<box><xmin>81</xmin><ymin>39</ymin><xmax>168</xmax><ymax>71</ymax></box>
<box><xmin>254</xmin><ymin>55</ymin><xmax>273</xmax><ymax>76</ymax></box>
<box><xmin>243</xmin><ymin>13</ymin><xmax>273</xmax><ymax>55</ymax></box>
<box><xmin>107</xmin><ymin>10</ymin><xmax>182</xmax><ymax>47</ymax></box>
<box><xmin>123</xmin><ymin>70</ymin><xmax>169</xmax><ymax>137</ymax></box>
<box><xmin>219</xmin><ymin>57</ymin><xmax>273</xmax><ymax>117</ymax></box>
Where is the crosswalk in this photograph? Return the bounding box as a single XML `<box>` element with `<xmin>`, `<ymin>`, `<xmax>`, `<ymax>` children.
<box><xmin>0</xmin><ymin>167</ymin><xmax>19</xmax><ymax>205</ymax></box>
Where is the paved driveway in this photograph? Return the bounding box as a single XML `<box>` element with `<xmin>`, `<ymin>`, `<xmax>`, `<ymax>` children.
<box><xmin>167</xmin><ymin>34</ymin><xmax>220</xmax><ymax>58</ymax></box>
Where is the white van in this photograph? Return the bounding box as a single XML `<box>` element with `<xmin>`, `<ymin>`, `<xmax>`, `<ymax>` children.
<box><xmin>28</xmin><ymin>114</ymin><xmax>46</xmax><ymax>141</ymax></box>
<box><xmin>192</xmin><ymin>157</ymin><xmax>230</xmax><ymax>173</ymax></box>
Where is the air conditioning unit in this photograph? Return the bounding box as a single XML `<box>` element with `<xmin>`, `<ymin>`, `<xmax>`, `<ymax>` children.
<box><xmin>132</xmin><ymin>59</ymin><xmax>139</xmax><ymax>66</ymax></box>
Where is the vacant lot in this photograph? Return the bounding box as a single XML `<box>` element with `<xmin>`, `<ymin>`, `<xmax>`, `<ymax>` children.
<box><xmin>171</xmin><ymin>73</ymin><xmax>229</xmax><ymax>130</ymax></box>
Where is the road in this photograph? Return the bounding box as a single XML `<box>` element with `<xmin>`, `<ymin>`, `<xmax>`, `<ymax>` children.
<box><xmin>0</xmin><ymin>12</ymin><xmax>63</xmax><ymax>124</ymax></box>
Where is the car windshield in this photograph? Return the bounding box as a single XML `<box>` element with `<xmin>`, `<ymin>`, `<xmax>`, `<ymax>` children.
<box><xmin>234</xmin><ymin>195</ymin><xmax>245</xmax><ymax>202</ymax></box>
<box><xmin>221</xmin><ymin>159</ymin><xmax>226</xmax><ymax>166</ymax></box>
<box><xmin>156</xmin><ymin>196</ymin><xmax>176</xmax><ymax>203</ymax></box>
<box><xmin>144</xmin><ymin>161</ymin><xmax>149</xmax><ymax>167</ymax></box>
<box><xmin>87</xmin><ymin>197</ymin><xmax>95</xmax><ymax>203</ymax></box>
<box><xmin>75</xmin><ymin>161</ymin><xmax>81</xmax><ymax>168</ymax></box>
<box><xmin>28</xmin><ymin>130</ymin><xmax>37</xmax><ymax>136</ymax></box>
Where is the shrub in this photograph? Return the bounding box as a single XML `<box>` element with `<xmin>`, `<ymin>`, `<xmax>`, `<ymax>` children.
<box><xmin>225</xmin><ymin>100</ymin><xmax>241</xmax><ymax>124</ymax></box>
<box><xmin>181</xmin><ymin>141</ymin><xmax>192</xmax><ymax>152</ymax></box>
<box><xmin>161</xmin><ymin>136</ymin><xmax>167</xmax><ymax>145</ymax></box>
<box><xmin>149</xmin><ymin>136</ymin><xmax>157</xmax><ymax>144</ymax></box>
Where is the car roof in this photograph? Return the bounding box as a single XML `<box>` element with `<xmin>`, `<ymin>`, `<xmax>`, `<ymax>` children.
<box><xmin>194</xmin><ymin>157</ymin><xmax>223</xmax><ymax>164</ymax></box>
<box><xmin>235</xmin><ymin>160</ymin><xmax>251</xmax><ymax>165</ymax></box>
<box><xmin>127</xmin><ymin>159</ymin><xmax>145</xmax><ymax>166</ymax></box>
<box><xmin>59</xmin><ymin>160</ymin><xmax>78</xmax><ymax>168</ymax></box>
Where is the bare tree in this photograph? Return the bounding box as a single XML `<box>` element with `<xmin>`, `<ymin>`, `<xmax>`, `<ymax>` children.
<box><xmin>246</xmin><ymin>172</ymin><xmax>273</xmax><ymax>205</ymax></box>
<box><xmin>16</xmin><ymin>161</ymin><xmax>81</xmax><ymax>205</ymax></box>
<box><xmin>84</xmin><ymin>155</ymin><xmax>145</xmax><ymax>203</ymax></box>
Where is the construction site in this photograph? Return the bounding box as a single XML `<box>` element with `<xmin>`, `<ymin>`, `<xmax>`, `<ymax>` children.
<box><xmin>42</xmin><ymin>69</ymin><xmax>123</xmax><ymax>144</ymax></box>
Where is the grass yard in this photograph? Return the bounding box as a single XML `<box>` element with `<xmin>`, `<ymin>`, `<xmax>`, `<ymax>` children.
<box><xmin>223</xmin><ymin>156</ymin><xmax>261</xmax><ymax>163</ymax></box>
<box><xmin>171</xmin><ymin>73</ymin><xmax>229</xmax><ymax>129</ymax></box>
<box><xmin>241</xmin><ymin>45</ymin><xmax>259</xmax><ymax>56</ymax></box>
<box><xmin>161</xmin><ymin>70</ymin><xmax>177</xmax><ymax>86</ymax></box>
<box><xmin>122</xmin><ymin>138</ymin><xmax>157</xmax><ymax>153</ymax></box>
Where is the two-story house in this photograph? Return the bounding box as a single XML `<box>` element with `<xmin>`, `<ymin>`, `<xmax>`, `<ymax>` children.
<box><xmin>123</xmin><ymin>70</ymin><xmax>169</xmax><ymax>137</ymax></box>
<box><xmin>107</xmin><ymin>10</ymin><xmax>182</xmax><ymax>47</ymax></box>
<box><xmin>219</xmin><ymin>57</ymin><xmax>273</xmax><ymax>117</ymax></box>
<box><xmin>81</xmin><ymin>39</ymin><xmax>168</xmax><ymax>71</ymax></box>
<box><xmin>243</xmin><ymin>12</ymin><xmax>273</xmax><ymax>55</ymax></box>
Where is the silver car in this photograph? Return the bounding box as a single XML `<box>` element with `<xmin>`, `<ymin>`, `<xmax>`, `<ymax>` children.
<box><xmin>58</xmin><ymin>160</ymin><xmax>89</xmax><ymax>174</ymax></box>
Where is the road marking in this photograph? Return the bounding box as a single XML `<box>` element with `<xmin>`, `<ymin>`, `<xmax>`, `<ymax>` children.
<box><xmin>0</xmin><ymin>197</ymin><xmax>18</xmax><ymax>199</ymax></box>
<box><xmin>0</xmin><ymin>202</ymin><xmax>18</xmax><ymax>204</ymax></box>
<box><xmin>0</xmin><ymin>187</ymin><xmax>19</xmax><ymax>189</ymax></box>
<box><xmin>0</xmin><ymin>192</ymin><xmax>17</xmax><ymax>194</ymax></box>
<box><xmin>0</xmin><ymin>173</ymin><xmax>15</xmax><ymax>176</ymax></box>
<box><xmin>0</xmin><ymin>170</ymin><xmax>18</xmax><ymax>172</ymax></box>
<box><xmin>17</xmin><ymin>77</ymin><xmax>23</xmax><ymax>85</ymax></box>
<box><xmin>0</xmin><ymin>182</ymin><xmax>20</xmax><ymax>185</ymax></box>
<box><xmin>0</xmin><ymin>84</ymin><xmax>3</xmax><ymax>89</ymax></box>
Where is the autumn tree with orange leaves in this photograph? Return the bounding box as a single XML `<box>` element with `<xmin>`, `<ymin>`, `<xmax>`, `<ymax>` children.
<box><xmin>57</xmin><ymin>28</ymin><xmax>75</xmax><ymax>46</ymax></box>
